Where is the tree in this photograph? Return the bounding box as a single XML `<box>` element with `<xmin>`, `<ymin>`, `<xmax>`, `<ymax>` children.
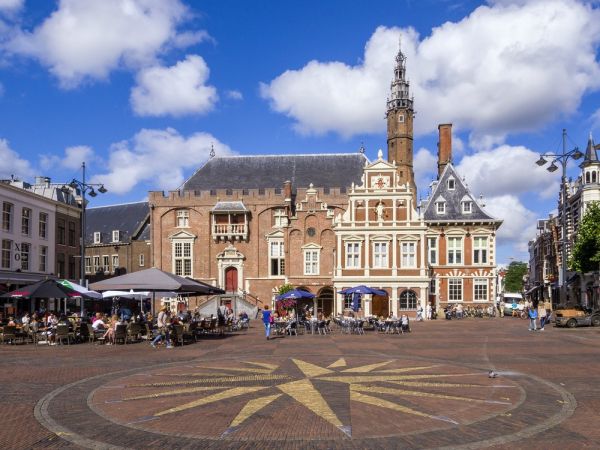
<box><xmin>504</xmin><ymin>261</ymin><xmax>528</xmax><ymax>293</ymax></box>
<box><xmin>569</xmin><ymin>202</ymin><xmax>600</xmax><ymax>273</ymax></box>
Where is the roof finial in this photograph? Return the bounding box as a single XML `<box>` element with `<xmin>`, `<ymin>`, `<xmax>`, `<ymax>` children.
<box><xmin>359</xmin><ymin>142</ymin><xmax>365</xmax><ymax>154</ymax></box>
<box><xmin>209</xmin><ymin>143</ymin><xmax>215</xmax><ymax>158</ymax></box>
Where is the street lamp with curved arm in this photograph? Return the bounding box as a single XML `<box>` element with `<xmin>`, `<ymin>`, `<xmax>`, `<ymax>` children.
<box><xmin>535</xmin><ymin>128</ymin><xmax>582</xmax><ymax>304</ymax></box>
<box><xmin>61</xmin><ymin>162</ymin><xmax>107</xmax><ymax>315</ymax></box>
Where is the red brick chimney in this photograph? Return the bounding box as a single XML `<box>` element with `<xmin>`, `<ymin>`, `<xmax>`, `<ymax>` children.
<box><xmin>437</xmin><ymin>124</ymin><xmax>452</xmax><ymax>178</ymax></box>
<box><xmin>283</xmin><ymin>180</ymin><xmax>292</xmax><ymax>201</ymax></box>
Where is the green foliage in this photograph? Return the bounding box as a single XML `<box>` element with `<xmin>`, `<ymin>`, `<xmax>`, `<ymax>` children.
<box><xmin>277</xmin><ymin>283</ymin><xmax>294</xmax><ymax>295</ymax></box>
<box><xmin>569</xmin><ymin>202</ymin><xmax>600</xmax><ymax>273</ymax></box>
<box><xmin>504</xmin><ymin>261</ymin><xmax>528</xmax><ymax>293</ymax></box>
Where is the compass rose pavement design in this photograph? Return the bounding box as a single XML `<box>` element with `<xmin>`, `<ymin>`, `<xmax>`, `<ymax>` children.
<box><xmin>88</xmin><ymin>356</ymin><xmax>524</xmax><ymax>441</ymax></box>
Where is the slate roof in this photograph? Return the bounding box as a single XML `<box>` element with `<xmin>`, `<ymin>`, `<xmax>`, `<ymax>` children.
<box><xmin>212</xmin><ymin>201</ymin><xmax>248</xmax><ymax>212</ymax></box>
<box><xmin>423</xmin><ymin>164</ymin><xmax>501</xmax><ymax>224</ymax></box>
<box><xmin>181</xmin><ymin>154</ymin><xmax>367</xmax><ymax>191</ymax></box>
<box><xmin>583</xmin><ymin>133</ymin><xmax>598</xmax><ymax>165</ymax></box>
<box><xmin>85</xmin><ymin>201</ymin><xmax>150</xmax><ymax>245</ymax></box>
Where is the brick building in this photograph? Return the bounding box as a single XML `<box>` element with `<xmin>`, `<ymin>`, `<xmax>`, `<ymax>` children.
<box><xmin>147</xmin><ymin>43</ymin><xmax>502</xmax><ymax>317</ymax></box>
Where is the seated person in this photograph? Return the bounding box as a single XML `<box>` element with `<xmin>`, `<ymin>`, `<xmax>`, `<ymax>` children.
<box><xmin>21</xmin><ymin>313</ymin><xmax>31</xmax><ymax>326</ymax></box>
<box><xmin>92</xmin><ymin>315</ymin><xmax>107</xmax><ymax>332</ymax></box>
<box><xmin>401</xmin><ymin>314</ymin><xmax>410</xmax><ymax>331</ymax></box>
<box><xmin>103</xmin><ymin>315</ymin><xmax>121</xmax><ymax>344</ymax></box>
<box><xmin>7</xmin><ymin>316</ymin><xmax>16</xmax><ymax>327</ymax></box>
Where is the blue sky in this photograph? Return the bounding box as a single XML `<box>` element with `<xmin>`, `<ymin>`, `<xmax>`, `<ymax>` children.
<box><xmin>1</xmin><ymin>0</ymin><xmax>599</xmax><ymax>265</ymax></box>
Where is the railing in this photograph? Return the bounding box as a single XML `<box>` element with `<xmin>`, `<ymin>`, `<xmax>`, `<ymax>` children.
<box><xmin>213</xmin><ymin>224</ymin><xmax>247</xmax><ymax>235</ymax></box>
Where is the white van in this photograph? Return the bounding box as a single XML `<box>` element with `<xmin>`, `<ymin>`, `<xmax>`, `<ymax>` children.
<box><xmin>500</xmin><ymin>293</ymin><xmax>523</xmax><ymax>315</ymax></box>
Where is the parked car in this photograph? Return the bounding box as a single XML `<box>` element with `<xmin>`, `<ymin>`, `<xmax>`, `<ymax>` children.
<box><xmin>554</xmin><ymin>306</ymin><xmax>600</xmax><ymax>328</ymax></box>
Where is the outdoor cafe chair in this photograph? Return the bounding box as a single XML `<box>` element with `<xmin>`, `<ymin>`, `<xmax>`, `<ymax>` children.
<box><xmin>55</xmin><ymin>325</ymin><xmax>71</xmax><ymax>345</ymax></box>
<box><xmin>171</xmin><ymin>324</ymin><xmax>184</xmax><ymax>346</ymax></box>
<box><xmin>0</xmin><ymin>325</ymin><xmax>18</xmax><ymax>344</ymax></box>
<box><xmin>126</xmin><ymin>323</ymin><xmax>141</xmax><ymax>344</ymax></box>
<box><xmin>114</xmin><ymin>324</ymin><xmax>128</xmax><ymax>345</ymax></box>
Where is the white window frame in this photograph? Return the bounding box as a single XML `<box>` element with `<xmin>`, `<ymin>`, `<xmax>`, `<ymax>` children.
<box><xmin>345</xmin><ymin>242</ymin><xmax>361</xmax><ymax>269</ymax></box>
<box><xmin>176</xmin><ymin>209</ymin><xmax>189</xmax><ymax>228</ymax></box>
<box><xmin>93</xmin><ymin>255</ymin><xmax>100</xmax><ymax>273</ymax></box>
<box><xmin>112</xmin><ymin>254</ymin><xmax>119</xmax><ymax>271</ymax></box>
<box><xmin>139</xmin><ymin>254</ymin><xmax>145</xmax><ymax>267</ymax></box>
<box><xmin>399</xmin><ymin>290</ymin><xmax>417</xmax><ymax>310</ymax></box>
<box><xmin>39</xmin><ymin>245</ymin><xmax>48</xmax><ymax>272</ymax></box>
<box><xmin>303</xmin><ymin>248</ymin><xmax>320</xmax><ymax>275</ymax></box>
<box><xmin>20</xmin><ymin>242</ymin><xmax>30</xmax><ymax>271</ymax></box>
<box><xmin>274</xmin><ymin>209</ymin><xmax>287</xmax><ymax>228</ymax></box>
<box><xmin>447</xmin><ymin>236</ymin><xmax>463</xmax><ymax>265</ymax></box>
<box><xmin>436</xmin><ymin>202</ymin><xmax>445</xmax><ymax>214</ymax></box>
<box><xmin>473</xmin><ymin>236</ymin><xmax>488</xmax><ymax>265</ymax></box>
<box><xmin>85</xmin><ymin>257</ymin><xmax>92</xmax><ymax>274</ymax></box>
<box><xmin>373</xmin><ymin>242</ymin><xmax>388</xmax><ymax>268</ymax></box>
<box><xmin>427</xmin><ymin>237</ymin><xmax>437</xmax><ymax>265</ymax></box>
<box><xmin>172</xmin><ymin>239</ymin><xmax>193</xmax><ymax>277</ymax></box>
<box><xmin>448</xmin><ymin>278</ymin><xmax>463</xmax><ymax>302</ymax></box>
<box><xmin>21</xmin><ymin>207</ymin><xmax>31</xmax><ymax>236</ymax></box>
<box><xmin>112</xmin><ymin>230</ymin><xmax>120</xmax><ymax>243</ymax></box>
<box><xmin>474</xmin><ymin>278</ymin><xmax>488</xmax><ymax>302</ymax></box>
<box><xmin>447</xmin><ymin>178</ymin><xmax>456</xmax><ymax>190</ymax></box>
<box><xmin>462</xmin><ymin>201</ymin><xmax>472</xmax><ymax>214</ymax></box>
<box><xmin>401</xmin><ymin>241</ymin><xmax>416</xmax><ymax>268</ymax></box>
<box><xmin>2</xmin><ymin>202</ymin><xmax>13</xmax><ymax>232</ymax></box>
<box><xmin>102</xmin><ymin>255</ymin><xmax>110</xmax><ymax>272</ymax></box>
<box><xmin>39</xmin><ymin>212</ymin><xmax>48</xmax><ymax>239</ymax></box>
<box><xmin>269</xmin><ymin>240</ymin><xmax>285</xmax><ymax>277</ymax></box>
<box><xmin>93</xmin><ymin>232</ymin><xmax>101</xmax><ymax>244</ymax></box>
<box><xmin>1</xmin><ymin>239</ymin><xmax>12</xmax><ymax>269</ymax></box>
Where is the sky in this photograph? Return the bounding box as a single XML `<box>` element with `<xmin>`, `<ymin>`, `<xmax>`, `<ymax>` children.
<box><xmin>1</xmin><ymin>0</ymin><xmax>600</xmax><ymax>266</ymax></box>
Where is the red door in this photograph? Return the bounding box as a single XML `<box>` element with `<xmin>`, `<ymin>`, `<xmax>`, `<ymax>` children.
<box><xmin>225</xmin><ymin>267</ymin><xmax>238</xmax><ymax>293</ymax></box>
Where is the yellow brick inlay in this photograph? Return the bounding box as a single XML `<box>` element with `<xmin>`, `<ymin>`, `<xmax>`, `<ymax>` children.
<box><xmin>277</xmin><ymin>379</ymin><xmax>343</xmax><ymax>428</ymax></box>
<box><xmin>229</xmin><ymin>394</ymin><xmax>282</xmax><ymax>428</ymax></box>
<box><xmin>193</xmin><ymin>366</ymin><xmax>273</xmax><ymax>374</ymax></box>
<box><xmin>327</xmin><ymin>358</ymin><xmax>347</xmax><ymax>368</ymax></box>
<box><xmin>342</xmin><ymin>361</ymin><xmax>393</xmax><ymax>373</ymax></box>
<box><xmin>379</xmin><ymin>365</ymin><xmax>439</xmax><ymax>373</ymax></box>
<box><xmin>292</xmin><ymin>359</ymin><xmax>333</xmax><ymax>378</ymax></box>
<box><xmin>131</xmin><ymin>374</ymin><xmax>290</xmax><ymax>388</ymax></box>
<box><xmin>125</xmin><ymin>386</ymin><xmax>223</xmax><ymax>401</ymax></box>
<box><xmin>154</xmin><ymin>386</ymin><xmax>268</xmax><ymax>417</ymax></box>
<box><xmin>351</xmin><ymin>384</ymin><xmax>509</xmax><ymax>404</ymax></box>
<box><xmin>350</xmin><ymin>389</ymin><xmax>436</xmax><ymax>420</ymax></box>
<box><xmin>389</xmin><ymin>381</ymin><xmax>489</xmax><ymax>388</ymax></box>
<box><xmin>317</xmin><ymin>373</ymin><xmax>470</xmax><ymax>384</ymax></box>
<box><xmin>244</xmin><ymin>361</ymin><xmax>279</xmax><ymax>370</ymax></box>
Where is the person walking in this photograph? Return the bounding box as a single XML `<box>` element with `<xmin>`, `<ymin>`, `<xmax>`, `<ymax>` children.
<box><xmin>528</xmin><ymin>306</ymin><xmax>538</xmax><ymax>331</ymax></box>
<box><xmin>538</xmin><ymin>303</ymin><xmax>548</xmax><ymax>330</ymax></box>
<box><xmin>499</xmin><ymin>300</ymin><xmax>505</xmax><ymax>318</ymax></box>
<box><xmin>262</xmin><ymin>304</ymin><xmax>273</xmax><ymax>340</ymax></box>
<box><xmin>426</xmin><ymin>304</ymin><xmax>432</xmax><ymax>320</ymax></box>
<box><xmin>416</xmin><ymin>305</ymin><xmax>424</xmax><ymax>321</ymax></box>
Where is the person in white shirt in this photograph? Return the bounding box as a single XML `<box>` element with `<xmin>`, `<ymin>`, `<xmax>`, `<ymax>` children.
<box><xmin>21</xmin><ymin>313</ymin><xmax>31</xmax><ymax>326</ymax></box>
<box><xmin>92</xmin><ymin>318</ymin><xmax>106</xmax><ymax>331</ymax></box>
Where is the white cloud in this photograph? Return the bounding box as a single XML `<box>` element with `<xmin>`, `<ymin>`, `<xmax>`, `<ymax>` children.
<box><xmin>130</xmin><ymin>55</ymin><xmax>218</xmax><ymax>117</ymax></box>
<box><xmin>39</xmin><ymin>145</ymin><xmax>96</xmax><ymax>171</ymax></box>
<box><xmin>0</xmin><ymin>138</ymin><xmax>33</xmax><ymax>179</ymax></box>
<box><xmin>414</xmin><ymin>147</ymin><xmax>437</xmax><ymax>191</ymax></box>
<box><xmin>5</xmin><ymin>0</ymin><xmax>199</xmax><ymax>88</ymax></box>
<box><xmin>592</xmin><ymin>108</ymin><xmax>600</xmax><ymax>131</ymax></box>
<box><xmin>0</xmin><ymin>0</ymin><xmax>23</xmax><ymax>13</ymax></box>
<box><xmin>91</xmin><ymin>128</ymin><xmax>234</xmax><ymax>194</ymax></box>
<box><xmin>225</xmin><ymin>89</ymin><xmax>243</xmax><ymax>101</ymax></box>
<box><xmin>484</xmin><ymin>194</ymin><xmax>537</xmax><ymax>253</ymax></box>
<box><xmin>261</xmin><ymin>0</ymin><xmax>600</xmax><ymax>139</ymax></box>
<box><xmin>456</xmin><ymin>144</ymin><xmax>560</xmax><ymax>198</ymax></box>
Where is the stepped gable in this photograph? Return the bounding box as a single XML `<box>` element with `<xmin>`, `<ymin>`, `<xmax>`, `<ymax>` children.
<box><xmin>423</xmin><ymin>164</ymin><xmax>499</xmax><ymax>223</ymax></box>
<box><xmin>181</xmin><ymin>154</ymin><xmax>367</xmax><ymax>192</ymax></box>
<box><xmin>85</xmin><ymin>201</ymin><xmax>149</xmax><ymax>245</ymax></box>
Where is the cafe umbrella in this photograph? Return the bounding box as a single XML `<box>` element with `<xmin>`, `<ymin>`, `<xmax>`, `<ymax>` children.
<box><xmin>275</xmin><ymin>289</ymin><xmax>315</xmax><ymax>317</ymax></box>
<box><xmin>338</xmin><ymin>285</ymin><xmax>388</xmax><ymax>312</ymax></box>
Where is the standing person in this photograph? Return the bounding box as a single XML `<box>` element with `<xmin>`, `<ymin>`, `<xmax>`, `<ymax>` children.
<box><xmin>416</xmin><ymin>305</ymin><xmax>423</xmax><ymax>321</ymax></box>
<box><xmin>426</xmin><ymin>304</ymin><xmax>432</xmax><ymax>320</ymax></box>
<box><xmin>262</xmin><ymin>305</ymin><xmax>272</xmax><ymax>340</ymax></box>
<box><xmin>151</xmin><ymin>307</ymin><xmax>172</xmax><ymax>349</ymax></box>
<box><xmin>528</xmin><ymin>306</ymin><xmax>538</xmax><ymax>331</ymax></box>
<box><xmin>538</xmin><ymin>303</ymin><xmax>548</xmax><ymax>331</ymax></box>
<box><xmin>499</xmin><ymin>299</ymin><xmax>505</xmax><ymax>318</ymax></box>
<box><xmin>456</xmin><ymin>303</ymin><xmax>463</xmax><ymax>319</ymax></box>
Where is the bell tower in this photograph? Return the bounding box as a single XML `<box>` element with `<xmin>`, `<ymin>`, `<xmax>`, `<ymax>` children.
<box><xmin>386</xmin><ymin>39</ymin><xmax>416</xmax><ymax>198</ymax></box>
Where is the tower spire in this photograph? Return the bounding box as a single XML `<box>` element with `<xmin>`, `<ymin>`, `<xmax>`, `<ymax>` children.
<box><xmin>386</xmin><ymin>37</ymin><xmax>413</xmax><ymax>116</ymax></box>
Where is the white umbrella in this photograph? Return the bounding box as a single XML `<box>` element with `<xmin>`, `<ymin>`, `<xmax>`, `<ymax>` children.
<box><xmin>58</xmin><ymin>280</ymin><xmax>102</xmax><ymax>299</ymax></box>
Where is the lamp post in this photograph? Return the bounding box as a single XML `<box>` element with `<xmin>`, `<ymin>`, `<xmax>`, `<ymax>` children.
<box><xmin>535</xmin><ymin>129</ymin><xmax>583</xmax><ymax>304</ymax></box>
<box><xmin>61</xmin><ymin>162</ymin><xmax>107</xmax><ymax>315</ymax></box>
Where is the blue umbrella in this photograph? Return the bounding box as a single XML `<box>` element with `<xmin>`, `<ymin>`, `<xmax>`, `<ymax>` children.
<box><xmin>352</xmin><ymin>292</ymin><xmax>361</xmax><ymax>312</ymax></box>
<box><xmin>338</xmin><ymin>285</ymin><xmax>388</xmax><ymax>296</ymax></box>
<box><xmin>276</xmin><ymin>289</ymin><xmax>316</xmax><ymax>301</ymax></box>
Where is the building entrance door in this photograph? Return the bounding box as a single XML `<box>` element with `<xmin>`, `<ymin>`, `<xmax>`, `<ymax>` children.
<box><xmin>225</xmin><ymin>267</ymin><xmax>238</xmax><ymax>293</ymax></box>
<box><xmin>372</xmin><ymin>295</ymin><xmax>389</xmax><ymax>317</ymax></box>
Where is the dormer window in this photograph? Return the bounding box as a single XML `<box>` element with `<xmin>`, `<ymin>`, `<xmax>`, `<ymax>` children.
<box><xmin>112</xmin><ymin>230</ymin><xmax>120</xmax><ymax>242</ymax></box>
<box><xmin>447</xmin><ymin>178</ymin><xmax>455</xmax><ymax>190</ymax></box>
<box><xmin>436</xmin><ymin>202</ymin><xmax>446</xmax><ymax>214</ymax></box>
<box><xmin>462</xmin><ymin>201</ymin><xmax>472</xmax><ymax>214</ymax></box>
<box><xmin>273</xmin><ymin>209</ymin><xmax>287</xmax><ymax>227</ymax></box>
<box><xmin>93</xmin><ymin>232</ymin><xmax>101</xmax><ymax>244</ymax></box>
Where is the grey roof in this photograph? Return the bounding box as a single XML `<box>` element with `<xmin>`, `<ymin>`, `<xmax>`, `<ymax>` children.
<box><xmin>423</xmin><ymin>164</ymin><xmax>501</xmax><ymax>223</ymax></box>
<box><xmin>583</xmin><ymin>133</ymin><xmax>598</xmax><ymax>165</ymax></box>
<box><xmin>85</xmin><ymin>201</ymin><xmax>150</xmax><ymax>245</ymax></box>
<box><xmin>212</xmin><ymin>201</ymin><xmax>247</xmax><ymax>213</ymax></box>
<box><xmin>181</xmin><ymin>154</ymin><xmax>367</xmax><ymax>191</ymax></box>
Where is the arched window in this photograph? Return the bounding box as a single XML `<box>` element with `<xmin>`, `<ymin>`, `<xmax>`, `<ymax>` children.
<box><xmin>593</xmin><ymin>172</ymin><xmax>597</xmax><ymax>183</ymax></box>
<box><xmin>586</xmin><ymin>172</ymin><xmax>591</xmax><ymax>183</ymax></box>
<box><xmin>399</xmin><ymin>290</ymin><xmax>417</xmax><ymax>310</ymax></box>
